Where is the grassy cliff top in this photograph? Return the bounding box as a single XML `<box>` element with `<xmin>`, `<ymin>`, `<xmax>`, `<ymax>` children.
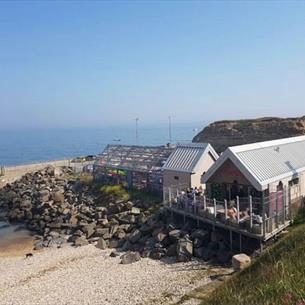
<box><xmin>212</xmin><ymin>116</ymin><xmax>305</xmax><ymax>125</ymax></box>
<box><xmin>201</xmin><ymin>211</ymin><xmax>305</xmax><ymax>305</ymax></box>
<box><xmin>193</xmin><ymin>116</ymin><xmax>305</xmax><ymax>153</ymax></box>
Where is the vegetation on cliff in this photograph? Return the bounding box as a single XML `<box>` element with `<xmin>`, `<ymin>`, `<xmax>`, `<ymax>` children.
<box><xmin>199</xmin><ymin>209</ymin><xmax>305</xmax><ymax>305</ymax></box>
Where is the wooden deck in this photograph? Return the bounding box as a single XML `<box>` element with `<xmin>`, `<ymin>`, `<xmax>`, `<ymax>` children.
<box><xmin>164</xmin><ymin>205</ymin><xmax>291</xmax><ymax>242</ymax></box>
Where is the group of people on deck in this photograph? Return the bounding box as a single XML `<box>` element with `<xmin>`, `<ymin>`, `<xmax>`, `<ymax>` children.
<box><xmin>184</xmin><ymin>186</ymin><xmax>204</xmax><ymax>198</ymax></box>
<box><xmin>171</xmin><ymin>186</ymin><xmax>204</xmax><ymax>213</ymax></box>
<box><xmin>172</xmin><ymin>188</ymin><xmax>260</xmax><ymax>222</ymax></box>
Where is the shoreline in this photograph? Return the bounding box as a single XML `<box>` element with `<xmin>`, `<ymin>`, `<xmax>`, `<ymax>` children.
<box><xmin>0</xmin><ymin>235</ymin><xmax>35</xmax><ymax>258</ymax></box>
<box><xmin>0</xmin><ymin>223</ymin><xmax>36</xmax><ymax>258</ymax></box>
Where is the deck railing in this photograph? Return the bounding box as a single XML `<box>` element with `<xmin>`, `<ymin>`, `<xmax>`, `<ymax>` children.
<box><xmin>163</xmin><ymin>186</ymin><xmax>303</xmax><ymax>238</ymax></box>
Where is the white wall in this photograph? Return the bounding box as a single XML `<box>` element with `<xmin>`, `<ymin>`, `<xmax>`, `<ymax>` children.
<box><xmin>268</xmin><ymin>172</ymin><xmax>305</xmax><ymax>200</ymax></box>
<box><xmin>163</xmin><ymin>170</ymin><xmax>191</xmax><ymax>188</ymax></box>
<box><xmin>192</xmin><ymin>152</ymin><xmax>216</xmax><ymax>187</ymax></box>
<box><xmin>163</xmin><ymin>152</ymin><xmax>216</xmax><ymax>189</ymax></box>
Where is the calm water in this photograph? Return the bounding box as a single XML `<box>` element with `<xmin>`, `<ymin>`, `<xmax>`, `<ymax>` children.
<box><xmin>0</xmin><ymin>221</ymin><xmax>33</xmax><ymax>254</ymax></box>
<box><xmin>0</xmin><ymin>124</ymin><xmax>203</xmax><ymax>166</ymax></box>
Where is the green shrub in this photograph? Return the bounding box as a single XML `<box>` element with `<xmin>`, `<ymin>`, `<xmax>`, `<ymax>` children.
<box><xmin>291</xmin><ymin>207</ymin><xmax>305</xmax><ymax>226</ymax></box>
<box><xmin>78</xmin><ymin>174</ymin><xmax>94</xmax><ymax>185</ymax></box>
<box><xmin>100</xmin><ymin>185</ymin><xmax>130</xmax><ymax>201</ymax></box>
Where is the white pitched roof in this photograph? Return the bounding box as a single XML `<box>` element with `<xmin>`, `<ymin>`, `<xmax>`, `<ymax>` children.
<box><xmin>203</xmin><ymin>135</ymin><xmax>305</xmax><ymax>191</ymax></box>
<box><xmin>162</xmin><ymin>143</ymin><xmax>218</xmax><ymax>173</ymax></box>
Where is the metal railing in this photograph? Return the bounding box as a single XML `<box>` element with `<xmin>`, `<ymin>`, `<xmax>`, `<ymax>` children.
<box><xmin>163</xmin><ymin>185</ymin><xmax>303</xmax><ymax>238</ymax></box>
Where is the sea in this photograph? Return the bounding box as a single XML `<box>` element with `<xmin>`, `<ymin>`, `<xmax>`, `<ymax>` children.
<box><xmin>0</xmin><ymin>123</ymin><xmax>204</xmax><ymax>166</ymax></box>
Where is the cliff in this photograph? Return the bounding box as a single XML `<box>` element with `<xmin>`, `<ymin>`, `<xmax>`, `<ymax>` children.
<box><xmin>193</xmin><ymin>116</ymin><xmax>305</xmax><ymax>153</ymax></box>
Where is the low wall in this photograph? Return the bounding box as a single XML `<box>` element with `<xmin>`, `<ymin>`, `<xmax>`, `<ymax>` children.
<box><xmin>0</xmin><ymin>159</ymin><xmax>92</xmax><ymax>188</ymax></box>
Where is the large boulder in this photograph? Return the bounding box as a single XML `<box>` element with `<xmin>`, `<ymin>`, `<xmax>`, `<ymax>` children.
<box><xmin>120</xmin><ymin>251</ymin><xmax>141</xmax><ymax>264</ymax></box>
<box><xmin>150</xmin><ymin>249</ymin><xmax>166</xmax><ymax>260</ymax></box>
<box><xmin>82</xmin><ymin>223</ymin><xmax>96</xmax><ymax>238</ymax></box>
<box><xmin>166</xmin><ymin>244</ymin><xmax>177</xmax><ymax>257</ymax></box>
<box><xmin>74</xmin><ymin>236</ymin><xmax>89</xmax><ymax>247</ymax></box>
<box><xmin>38</xmin><ymin>190</ymin><xmax>50</xmax><ymax>202</ymax></box>
<box><xmin>129</xmin><ymin>229</ymin><xmax>142</xmax><ymax>244</ymax></box>
<box><xmin>232</xmin><ymin>253</ymin><xmax>251</xmax><ymax>271</ymax></box>
<box><xmin>33</xmin><ymin>240</ymin><xmax>44</xmax><ymax>251</ymax></box>
<box><xmin>52</xmin><ymin>191</ymin><xmax>65</xmax><ymax>204</ymax></box>
<box><xmin>20</xmin><ymin>199</ymin><xmax>32</xmax><ymax>209</ymax></box>
<box><xmin>96</xmin><ymin>237</ymin><xmax>107</xmax><ymax>250</ymax></box>
<box><xmin>136</xmin><ymin>213</ymin><xmax>147</xmax><ymax>225</ymax></box>
<box><xmin>108</xmin><ymin>239</ymin><xmax>121</xmax><ymax>248</ymax></box>
<box><xmin>114</xmin><ymin>229</ymin><xmax>126</xmax><ymax>240</ymax></box>
<box><xmin>177</xmin><ymin>236</ymin><xmax>193</xmax><ymax>262</ymax></box>
<box><xmin>168</xmin><ymin>229</ymin><xmax>181</xmax><ymax>242</ymax></box>
<box><xmin>193</xmin><ymin>246</ymin><xmax>205</xmax><ymax>258</ymax></box>
<box><xmin>130</xmin><ymin>207</ymin><xmax>141</xmax><ymax>215</ymax></box>
<box><xmin>94</xmin><ymin>227</ymin><xmax>110</xmax><ymax>237</ymax></box>
<box><xmin>155</xmin><ymin>232</ymin><xmax>167</xmax><ymax>242</ymax></box>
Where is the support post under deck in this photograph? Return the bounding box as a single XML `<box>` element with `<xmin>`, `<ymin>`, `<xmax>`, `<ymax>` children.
<box><xmin>230</xmin><ymin>230</ymin><xmax>233</xmax><ymax>251</ymax></box>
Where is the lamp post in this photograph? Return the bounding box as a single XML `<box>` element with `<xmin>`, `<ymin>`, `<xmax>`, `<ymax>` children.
<box><xmin>168</xmin><ymin>115</ymin><xmax>172</xmax><ymax>143</ymax></box>
<box><xmin>135</xmin><ymin>117</ymin><xmax>139</xmax><ymax>144</ymax></box>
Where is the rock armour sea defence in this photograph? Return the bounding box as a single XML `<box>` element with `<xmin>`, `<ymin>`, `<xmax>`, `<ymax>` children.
<box><xmin>0</xmin><ymin>166</ymin><xmax>232</xmax><ymax>263</ymax></box>
<box><xmin>193</xmin><ymin>116</ymin><xmax>305</xmax><ymax>153</ymax></box>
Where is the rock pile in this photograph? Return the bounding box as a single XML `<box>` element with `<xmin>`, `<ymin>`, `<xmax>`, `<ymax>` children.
<box><xmin>0</xmin><ymin>166</ymin><xmax>232</xmax><ymax>264</ymax></box>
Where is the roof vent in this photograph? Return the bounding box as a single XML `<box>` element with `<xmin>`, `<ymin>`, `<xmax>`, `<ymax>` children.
<box><xmin>274</xmin><ymin>147</ymin><xmax>280</xmax><ymax>153</ymax></box>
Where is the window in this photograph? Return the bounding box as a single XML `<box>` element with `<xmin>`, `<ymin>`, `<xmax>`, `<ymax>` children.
<box><xmin>208</xmin><ymin>151</ymin><xmax>217</xmax><ymax>162</ymax></box>
<box><xmin>277</xmin><ymin>181</ymin><xmax>283</xmax><ymax>191</ymax></box>
<box><xmin>174</xmin><ymin>176</ymin><xmax>179</xmax><ymax>180</ymax></box>
<box><xmin>289</xmin><ymin>178</ymin><xmax>299</xmax><ymax>186</ymax></box>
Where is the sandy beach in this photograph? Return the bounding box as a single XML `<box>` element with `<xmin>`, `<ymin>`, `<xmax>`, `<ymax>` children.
<box><xmin>0</xmin><ymin>244</ymin><xmax>232</xmax><ymax>305</ymax></box>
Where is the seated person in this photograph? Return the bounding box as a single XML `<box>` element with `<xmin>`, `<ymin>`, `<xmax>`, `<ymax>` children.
<box><xmin>241</xmin><ymin>209</ymin><xmax>250</xmax><ymax>218</ymax></box>
<box><xmin>227</xmin><ymin>207</ymin><xmax>237</xmax><ymax>219</ymax></box>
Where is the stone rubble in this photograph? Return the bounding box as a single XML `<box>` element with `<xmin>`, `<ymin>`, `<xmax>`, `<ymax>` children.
<box><xmin>0</xmin><ymin>166</ymin><xmax>233</xmax><ymax>264</ymax></box>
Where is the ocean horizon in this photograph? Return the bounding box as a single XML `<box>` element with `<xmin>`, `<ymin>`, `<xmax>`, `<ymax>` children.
<box><xmin>0</xmin><ymin>123</ymin><xmax>204</xmax><ymax>166</ymax></box>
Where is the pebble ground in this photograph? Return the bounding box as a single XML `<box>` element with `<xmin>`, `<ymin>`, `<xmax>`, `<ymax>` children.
<box><xmin>0</xmin><ymin>245</ymin><xmax>232</xmax><ymax>305</ymax></box>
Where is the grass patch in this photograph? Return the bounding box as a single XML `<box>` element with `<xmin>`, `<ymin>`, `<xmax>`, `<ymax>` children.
<box><xmin>77</xmin><ymin>174</ymin><xmax>94</xmax><ymax>185</ymax></box>
<box><xmin>66</xmin><ymin>172</ymin><xmax>162</xmax><ymax>209</ymax></box>
<box><xmin>129</xmin><ymin>189</ymin><xmax>162</xmax><ymax>211</ymax></box>
<box><xmin>199</xmin><ymin>213</ymin><xmax>305</xmax><ymax>305</ymax></box>
<box><xmin>291</xmin><ymin>208</ymin><xmax>305</xmax><ymax>227</ymax></box>
<box><xmin>100</xmin><ymin>185</ymin><xmax>131</xmax><ymax>202</ymax></box>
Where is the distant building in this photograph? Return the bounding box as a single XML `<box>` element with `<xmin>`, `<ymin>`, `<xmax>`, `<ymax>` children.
<box><xmin>162</xmin><ymin>143</ymin><xmax>218</xmax><ymax>189</ymax></box>
<box><xmin>93</xmin><ymin>144</ymin><xmax>174</xmax><ymax>194</ymax></box>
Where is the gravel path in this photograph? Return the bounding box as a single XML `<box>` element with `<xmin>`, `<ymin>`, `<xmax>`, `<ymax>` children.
<box><xmin>0</xmin><ymin>245</ymin><xmax>230</xmax><ymax>305</ymax></box>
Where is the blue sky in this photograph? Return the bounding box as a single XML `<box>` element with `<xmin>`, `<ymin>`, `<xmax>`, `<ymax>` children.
<box><xmin>1</xmin><ymin>0</ymin><xmax>305</xmax><ymax>129</ymax></box>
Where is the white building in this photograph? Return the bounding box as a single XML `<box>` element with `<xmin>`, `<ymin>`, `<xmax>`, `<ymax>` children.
<box><xmin>201</xmin><ymin>135</ymin><xmax>305</xmax><ymax>237</ymax></box>
<box><xmin>162</xmin><ymin>143</ymin><xmax>218</xmax><ymax>189</ymax></box>
<box><xmin>203</xmin><ymin>135</ymin><xmax>305</xmax><ymax>201</ymax></box>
